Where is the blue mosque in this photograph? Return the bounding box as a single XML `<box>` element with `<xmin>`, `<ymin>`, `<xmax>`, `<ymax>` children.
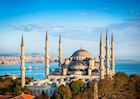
<box><xmin>20</xmin><ymin>30</ymin><xmax>115</xmax><ymax>97</ymax></box>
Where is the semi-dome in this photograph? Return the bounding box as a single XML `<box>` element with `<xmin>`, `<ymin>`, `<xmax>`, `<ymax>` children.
<box><xmin>71</xmin><ymin>48</ymin><xmax>92</xmax><ymax>57</ymax></box>
<box><xmin>70</xmin><ymin>61</ymin><xmax>87</xmax><ymax>66</ymax></box>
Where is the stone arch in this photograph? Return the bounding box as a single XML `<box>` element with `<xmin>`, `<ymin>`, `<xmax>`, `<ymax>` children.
<box><xmin>46</xmin><ymin>90</ymin><xmax>48</xmax><ymax>95</ymax></box>
<box><xmin>38</xmin><ymin>89</ymin><xmax>40</xmax><ymax>94</ymax></box>
<box><xmin>41</xmin><ymin>90</ymin><xmax>46</xmax><ymax>96</ymax></box>
<box><xmin>51</xmin><ymin>83</ymin><xmax>57</xmax><ymax>87</ymax></box>
<box><xmin>92</xmin><ymin>69</ymin><xmax>99</xmax><ymax>75</ymax></box>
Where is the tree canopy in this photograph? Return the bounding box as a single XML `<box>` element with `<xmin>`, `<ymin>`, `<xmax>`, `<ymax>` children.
<box><xmin>69</xmin><ymin>80</ymin><xmax>85</xmax><ymax>96</ymax></box>
<box><xmin>54</xmin><ymin>84</ymin><xmax>72</xmax><ymax>99</ymax></box>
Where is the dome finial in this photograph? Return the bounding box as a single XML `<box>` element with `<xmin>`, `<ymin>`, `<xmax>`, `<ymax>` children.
<box><xmin>80</xmin><ymin>41</ymin><xmax>83</xmax><ymax>50</ymax></box>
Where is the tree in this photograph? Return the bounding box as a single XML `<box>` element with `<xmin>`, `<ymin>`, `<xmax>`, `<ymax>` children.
<box><xmin>25</xmin><ymin>77</ymin><xmax>34</xmax><ymax>84</ymax></box>
<box><xmin>55</xmin><ymin>84</ymin><xmax>72</xmax><ymax>99</ymax></box>
<box><xmin>69</xmin><ymin>80</ymin><xmax>85</xmax><ymax>96</ymax></box>
<box><xmin>112</xmin><ymin>72</ymin><xmax>129</xmax><ymax>98</ymax></box>
<box><xmin>73</xmin><ymin>92</ymin><xmax>94</xmax><ymax>99</ymax></box>
<box><xmin>22</xmin><ymin>86</ymin><xmax>29</xmax><ymax>94</ymax></box>
<box><xmin>98</xmin><ymin>78</ymin><xmax>113</xmax><ymax>98</ymax></box>
<box><xmin>13</xmin><ymin>85</ymin><xmax>21</xmax><ymax>96</ymax></box>
<box><xmin>135</xmin><ymin>77</ymin><xmax>140</xmax><ymax>98</ymax></box>
<box><xmin>128</xmin><ymin>74</ymin><xmax>140</xmax><ymax>98</ymax></box>
<box><xmin>74</xmin><ymin>81</ymin><xmax>97</xmax><ymax>99</ymax></box>
<box><xmin>113</xmin><ymin>72</ymin><xmax>128</xmax><ymax>89</ymax></box>
<box><xmin>0</xmin><ymin>76</ymin><xmax>33</xmax><ymax>95</ymax></box>
<box><xmin>86</xmin><ymin>81</ymin><xmax>92</xmax><ymax>90</ymax></box>
<box><xmin>37</xmin><ymin>90</ymin><xmax>49</xmax><ymax>99</ymax></box>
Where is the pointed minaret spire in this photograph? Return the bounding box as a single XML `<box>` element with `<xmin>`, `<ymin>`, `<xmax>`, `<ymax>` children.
<box><xmin>59</xmin><ymin>34</ymin><xmax>61</xmax><ymax>43</ymax></box>
<box><xmin>20</xmin><ymin>33</ymin><xmax>25</xmax><ymax>88</ymax></box>
<box><xmin>46</xmin><ymin>30</ymin><xmax>48</xmax><ymax>41</ymax></box>
<box><xmin>105</xmin><ymin>29</ymin><xmax>110</xmax><ymax>76</ymax></box>
<box><xmin>99</xmin><ymin>32</ymin><xmax>104</xmax><ymax>79</ymax></box>
<box><xmin>59</xmin><ymin>34</ymin><xmax>62</xmax><ymax>69</ymax></box>
<box><xmin>21</xmin><ymin>33</ymin><xmax>24</xmax><ymax>47</ymax></box>
<box><xmin>100</xmin><ymin>32</ymin><xmax>103</xmax><ymax>46</ymax></box>
<box><xmin>45</xmin><ymin>30</ymin><xmax>49</xmax><ymax>78</ymax></box>
<box><xmin>111</xmin><ymin>32</ymin><xmax>115</xmax><ymax>75</ymax></box>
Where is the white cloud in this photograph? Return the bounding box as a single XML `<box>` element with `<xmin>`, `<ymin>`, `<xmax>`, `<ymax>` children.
<box><xmin>6</xmin><ymin>18</ymin><xmax>140</xmax><ymax>60</ymax></box>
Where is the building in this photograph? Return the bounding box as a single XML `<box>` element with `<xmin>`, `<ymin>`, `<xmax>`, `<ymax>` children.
<box><xmin>61</xmin><ymin>48</ymin><xmax>99</xmax><ymax>76</ymax></box>
<box><xmin>20</xmin><ymin>29</ymin><xmax>115</xmax><ymax>97</ymax></box>
<box><xmin>11</xmin><ymin>93</ymin><xmax>35</xmax><ymax>99</ymax></box>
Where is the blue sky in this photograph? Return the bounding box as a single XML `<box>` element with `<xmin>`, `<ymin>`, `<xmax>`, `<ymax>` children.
<box><xmin>0</xmin><ymin>0</ymin><xmax>140</xmax><ymax>60</ymax></box>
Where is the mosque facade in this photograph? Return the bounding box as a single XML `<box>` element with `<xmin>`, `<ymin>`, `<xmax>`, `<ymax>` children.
<box><xmin>20</xmin><ymin>30</ymin><xmax>115</xmax><ymax>97</ymax></box>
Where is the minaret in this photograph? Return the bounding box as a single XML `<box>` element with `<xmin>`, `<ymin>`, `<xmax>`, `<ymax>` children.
<box><xmin>58</xmin><ymin>34</ymin><xmax>62</xmax><ymax>69</ymax></box>
<box><xmin>45</xmin><ymin>31</ymin><xmax>49</xmax><ymax>78</ymax></box>
<box><xmin>105</xmin><ymin>29</ymin><xmax>110</xmax><ymax>76</ymax></box>
<box><xmin>111</xmin><ymin>32</ymin><xmax>115</xmax><ymax>74</ymax></box>
<box><xmin>20</xmin><ymin>34</ymin><xmax>25</xmax><ymax>88</ymax></box>
<box><xmin>99</xmin><ymin>32</ymin><xmax>104</xmax><ymax>79</ymax></box>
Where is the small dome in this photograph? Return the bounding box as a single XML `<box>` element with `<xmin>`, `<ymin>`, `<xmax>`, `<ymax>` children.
<box><xmin>72</xmin><ymin>49</ymin><xmax>92</xmax><ymax>57</ymax></box>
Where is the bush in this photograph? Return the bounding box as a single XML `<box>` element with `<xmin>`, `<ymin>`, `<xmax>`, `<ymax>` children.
<box><xmin>129</xmin><ymin>74</ymin><xmax>140</xmax><ymax>97</ymax></box>
<box><xmin>22</xmin><ymin>86</ymin><xmax>29</xmax><ymax>93</ymax></box>
<box><xmin>98</xmin><ymin>78</ymin><xmax>113</xmax><ymax>98</ymax></box>
<box><xmin>69</xmin><ymin>80</ymin><xmax>85</xmax><ymax>96</ymax></box>
<box><xmin>13</xmin><ymin>85</ymin><xmax>21</xmax><ymax>96</ymax></box>
<box><xmin>55</xmin><ymin>84</ymin><xmax>72</xmax><ymax>99</ymax></box>
<box><xmin>113</xmin><ymin>72</ymin><xmax>128</xmax><ymax>89</ymax></box>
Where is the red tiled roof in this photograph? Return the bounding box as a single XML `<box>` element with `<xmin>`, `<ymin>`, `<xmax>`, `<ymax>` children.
<box><xmin>11</xmin><ymin>94</ymin><xmax>35</xmax><ymax>99</ymax></box>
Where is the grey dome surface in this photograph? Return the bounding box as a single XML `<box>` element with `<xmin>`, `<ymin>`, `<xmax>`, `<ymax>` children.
<box><xmin>72</xmin><ymin>49</ymin><xmax>92</xmax><ymax>57</ymax></box>
<box><xmin>70</xmin><ymin>61</ymin><xmax>87</xmax><ymax>66</ymax></box>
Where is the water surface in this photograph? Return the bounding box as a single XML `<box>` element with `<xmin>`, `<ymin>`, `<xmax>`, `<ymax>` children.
<box><xmin>0</xmin><ymin>61</ymin><xmax>140</xmax><ymax>80</ymax></box>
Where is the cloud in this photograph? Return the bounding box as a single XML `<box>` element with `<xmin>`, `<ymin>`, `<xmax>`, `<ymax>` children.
<box><xmin>109</xmin><ymin>18</ymin><xmax>140</xmax><ymax>40</ymax></box>
<box><xmin>106</xmin><ymin>18</ymin><xmax>140</xmax><ymax>59</ymax></box>
<box><xmin>8</xmin><ymin>24</ymin><xmax>45</xmax><ymax>32</ymax></box>
<box><xmin>8</xmin><ymin>18</ymin><xmax>140</xmax><ymax>42</ymax></box>
<box><xmin>8</xmin><ymin>23</ymin><xmax>100</xmax><ymax>41</ymax></box>
<box><xmin>6</xmin><ymin>17</ymin><xmax>140</xmax><ymax>59</ymax></box>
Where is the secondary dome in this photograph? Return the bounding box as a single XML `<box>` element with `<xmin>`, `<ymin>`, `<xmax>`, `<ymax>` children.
<box><xmin>71</xmin><ymin>48</ymin><xmax>92</xmax><ymax>57</ymax></box>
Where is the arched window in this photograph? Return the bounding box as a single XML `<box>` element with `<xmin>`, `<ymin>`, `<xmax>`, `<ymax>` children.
<box><xmin>46</xmin><ymin>90</ymin><xmax>48</xmax><ymax>95</ymax></box>
<box><xmin>92</xmin><ymin>69</ymin><xmax>99</xmax><ymax>75</ymax></box>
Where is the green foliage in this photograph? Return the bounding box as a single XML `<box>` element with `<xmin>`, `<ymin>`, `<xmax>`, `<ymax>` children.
<box><xmin>73</xmin><ymin>92</ymin><xmax>94</xmax><ymax>99</ymax></box>
<box><xmin>74</xmin><ymin>72</ymin><xmax>140</xmax><ymax>99</ymax></box>
<box><xmin>69</xmin><ymin>80</ymin><xmax>85</xmax><ymax>96</ymax></box>
<box><xmin>98</xmin><ymin>78</ymin><xmax>113</xmax><ymax>98</ymax></box>
<box><xmin>113</xmin><ymin>72</ymin><xmax>128</xmax><ymax>89</ymax></box>
<box><xmin>129</xmin><ymin>74</ymin><xmax>139</xmax><ymax>83</ymax></box>
<box><xmin>114</xmin><ymin>72</ymin><xmax>128</xmax><ymax>80</ymax></box>
<box><xmin>0</xmin><ymin>76</ymin><xmax>33</xmax><ymax>95</ymax></box>
<box><xmin>22</xmin><ymin>86</ymin><xmax>29</xmax><ymax>93</ymax></box>
<box><xmin>13</xmin><ymin>85</ymin><xmax>21</xmax><ymax>96</ymax></box>
<box><xmin>55</xmin><ymin>84</ymin><xmax>72</xmax><ymax>99</ymax></box>
<box><xmin>25</xmin><ymin>77</ymin><xmax>34</xmax><ymax>84</ymax></box>
<box><xmin>87</xmin><ymin>81</ymin><xmax>92</xmax><ymax>90</ymax></box>
<box><xmin>0</xmin><ymin>77</ymin><xmax>14</xmax><ymax>93</ymax></box>
<box><xmin>128</xmin><ymin>74</ymin><xmax>140</xmax><ymax>97</ymax></box>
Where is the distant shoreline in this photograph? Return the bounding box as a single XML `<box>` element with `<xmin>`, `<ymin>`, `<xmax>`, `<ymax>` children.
<box><xmin>1</xmin><ymin>60</ymin><xmax>140</xmax><ymax>66</ymax></box>
<box><xmin>0</xmin><ymin>62</ymin><xmax>58</xmax><ymax>66</ymax></box>
<box><xmin>0</xmin><ymin>63</ymin><xmax>44</xmax><ymax>66</ymax></box>
<box><xmin>0</xmin><ymin>60</ymin><xmax>140</xmax><ymax>66</ymax></box>
<box><xmin>115</xmin><ymin>60</ymin><xmax>140</xmax><ymax>62</ymax></box>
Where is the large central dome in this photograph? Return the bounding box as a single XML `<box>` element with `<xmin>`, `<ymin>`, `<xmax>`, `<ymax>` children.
<box><xmin>71</xmin><ymin>48</ymin><xmax>92</xmax><ymax>57</ymax></box>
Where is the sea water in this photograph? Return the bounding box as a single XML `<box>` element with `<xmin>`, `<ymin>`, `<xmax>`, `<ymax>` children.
<box><xmin>0</xmin><ymin>61</ymin><xmax>140</xmax><ymax>80</ymax></box>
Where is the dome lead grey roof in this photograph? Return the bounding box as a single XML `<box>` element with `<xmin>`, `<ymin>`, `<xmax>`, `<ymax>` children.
<box><xmin>71</xmin><ymin>49</ymin><xmax>92</xmax><ymax>57</ymax></box>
